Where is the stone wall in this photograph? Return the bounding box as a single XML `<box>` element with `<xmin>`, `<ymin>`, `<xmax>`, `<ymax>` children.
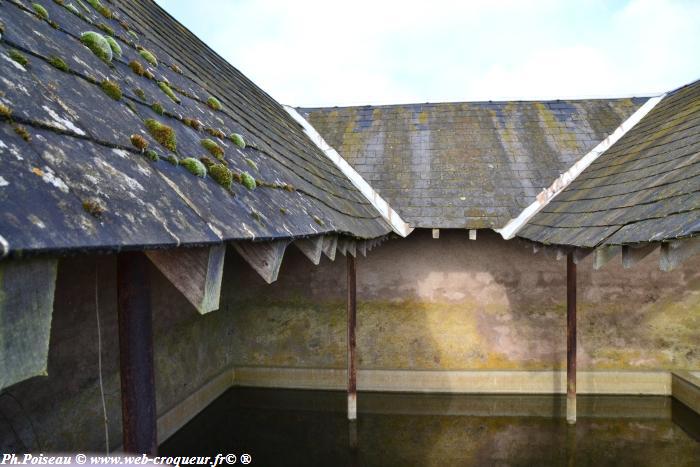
<box><xmin>0</xmin><ymin>228</ymin><xmax>698</xmax><ymax>451</ymax></box>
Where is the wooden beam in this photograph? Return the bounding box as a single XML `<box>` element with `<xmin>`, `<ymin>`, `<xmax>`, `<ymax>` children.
<box><xmin>593</xmin><ymin>245</ymin><xmax>621</xmax><ymax>270</ymax></box>
<box><xmin>117</xmin><ymin>252</ymin><xmax>157</xmax><ymax>455</ymax></box>
<box><xmin>294</xmin><ymin>236</ymin><xmax>324</xmax><ymax>265</ymax></box>
<box><xmin>0</xmin><ymin>258</ymin><xmax>57</xmax><ymax>390</ymax></box>
<box><xmin>234</xmin><ymin>240</ymin><xmax>288</xmax><ymax>284</ymax></box>
<box><xmin>322</xmin><ymin>235</ymin><xmax>338</xmax><ymax>261</ymax></box>
<box><xmin>566</xmin><ymin>253</ymin><xmax>577</xmax><ymax>424</ymax></box>
<box><xmin>622</xmin><ymin>244</ymin><xmax>658</xmax><ymax>269</ymax></box>
<box><xmin>660</xmin><ymin>237</ymin><xmax>700</xmax><ymax>271</ymax></box>
<box><xmin>432</xmin><ymin>229</ymin><xmax>440</xmax><ymax>239</ymax></box>
<box><xmin>347</xmin><ymin>254</ymin><xmax>357</xmax><ymax>421</ymax></box>
<box><xmin>146</xmin><ymin>245</ymin><xmax>225</xmax><ymax>315</ymax></box>
<box><xmin>346</xmin><ymin>240</ymin><xmax>357</xmax><ymax>258</ymax></box>
<box><xmin>468</xmin><ymin>229</ymin><xmax>477</xmax><ymax>240</ymax></box>
<box><xmin>337</xmin><ymin>238</ymin><xmax>348</xmax><ymax>257</ymax></box>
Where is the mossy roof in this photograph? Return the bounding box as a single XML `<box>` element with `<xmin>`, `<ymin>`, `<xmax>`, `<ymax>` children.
<box><xmin>0</xmin><ymin>0</ymin><xmax>391</xmax><ymax>258</ymax></box>
<box><xmin>518</xmin><ymin>79</ymin><xmax>700</xmax><ymax>247</ymax></box>
<box><xmin>300</xmin><ymin>97</ymin><xmax>648</xmax><ymax>229</ymax></box>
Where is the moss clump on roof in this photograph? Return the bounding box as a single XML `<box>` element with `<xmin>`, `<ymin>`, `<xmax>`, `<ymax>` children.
<box><xmin>65</xmin><ymin>3</ymin><xmax>80</xmax><ymax>15</ymax></box>
<box><xmin>139</xmin><ymin>48</ymin><xmax>157</xmax><ymax>66</ymax></box>
<box><xmin>48</xmin><ymin>55</ymin><xmax>69</xmax><ymax>72</ymax></box>
<box><xmin>207</xmin><ymin>97</ymin><xmax>222</xmax><ymax>111</ymax></box>
<box><xmin>165</xmin><ymin>154</ymin><xmax>178</xmax><ymax>166</ymax></box>
<box><xmin>100</xmin><ymin>80</ymin><xmax>122</xmax><ymax>100</ymax></box>
<box><xmin>282</xmin><ymin>183</ymin><xmax>295</xmax><ymax>192</ymax></box>
<box><xmin>145</xmin><ymin>149</ymin><xmax>159</xmax><ymax>161</ymax></box>
<box><xmin>240</xmin><ymin>171</ymin><xmax>256</xmax><ymax>190</ymax></box>
<box><xmin>97</xmin><ymin>23</ymin><xmax>114</xmax><ymax>37</ymax></box>
<box><xmin>205</xmin><ymin>128</ymin><xmax>225</xmax><ymax>139</ymax></box>
<box><xmin>279</xmin><ymin>207</ymin><xmax>287</xmax><ymax>215</ymax></box>
<box><xmin>170</xmin><ymin>63</ymin><xmax>183</xmax><ymax>74</ymax></box>
<box><xmin>0</xmin><ymin>22</ymin><xmax>4</xmax><ymax>39</ymax></box>
<box><xmin>33</xmin><ymin>4</ymin><xmax>49</xmax><ymax>20</ymax></box>
<box><xmin>145</xmin><ymin>119</ymin><xmax>176</xmax><ymax>152</ymax></box>
<box><xmin>9</xmin><ymin>50</ymin><xmax>29</xmax><ymax>67</ymax></box>
<box><xmin>14</xmin><ymin>125</ymin><xmax>31</xmax><ymax>142</ymax></box>
<box><xmin>80</xmin><ymin>31</ymin><xmax>112</xmax><ymax>62</ymax></box>
<box><xmin>127</xmin><ymin>30</ymin><xmax>139</xmax><ymax>41</ymax></box>
<box><xmin>199</xmin><ymin>156</ymin><xmax>215</xmax><ymax>169</ymax></box>
<box><xmin>134</xmin><ymin>88</ymin><xmax>146</xmax><ymax>100</ymax></box>
<box><xmin>77</xmin><ymin>0</ymin><xmax>90</xmax><ymax>12</ymax></box>
<box><xmin>158</xmin><ymin>82</ymin><xmax>180</xmax><ymax>104</ymax></box>
<box><xmin>0</xmin><ymin>103</ymin><xmax>12</xmax><ymax>120</ymax></box>
<box><xmin>229</xmin><ymin>133</ymin><xmax>245</xmax><ymax>149</ymax></box>
<box><xmin>151</xmin><ymin>101</ymin><xmax>164</xmax><ymax>115</ymax></box>
<box><xmin>201</xmin><ymin>138</ymin><xmax>224</xmax><ymax>159</ymax></box>
<box><xmin>86</xmin><ymin>0</ymin><xmax>111</xmax><ymax>18</ymax></box>
<box><xmin>244</xmin><ymin>158</ymin><xmax>258</xmax><ymax>171</ymax></box>
<box><xmin>128</xmin><ymin>60</ymin><xmax>145</xmax><ymax>76</ymax></box>
<box><xmin>183</xmin><ymin>118</ymin><xmax>202</xmax><ymax>131</ymax></box>
<box><xmin>208</xmin><ymin>164</ymin><xmax>233</xmax><ymax>189</ymax></box>
<box><xmin>82</xmin><ymin>198</ymin><xmax>105</xmax><ymax>218</ymax></box>
<box><xmin>180</xmin><ymin>157</ymin><xmax>206</xmax><ymax>177</ymax></box>
<box><xmin>251</xmin><ymin>210</ymin><xmax>262</xmax><ymax>223</ymax></box>
<box><xmin>313</xmin><ymin>215</ymin><xmax>325</xmax><ymax>226</ymax></box>
<box><xmin>130</xmin><ymin>134</ymin><xmax>148</xmax><ymax>151</ymax></box>
<box><xmin>144</xmin><ymin>69</ymin><xmax>155</xmax><ymax>80</ymax></box>
<box><xmin>104</xmin><ymin>36</ymin><xmax>122</xmax><ymax>58</ymax></box>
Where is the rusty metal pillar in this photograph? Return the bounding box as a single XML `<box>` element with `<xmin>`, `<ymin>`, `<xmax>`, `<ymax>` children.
<box><xmin>117</xmin><ymin>251</ymin><xmax>157</xmax><ymax>454</ymax></box>
<box><xmin>566</xmin><ymin>252</ymin><xmax>577</xmax><ymax>424</ymax></box>
<box><xmin>347</xmin><ymin>254</ymin><xmax>357</xmax><ymax>420</ymax></box>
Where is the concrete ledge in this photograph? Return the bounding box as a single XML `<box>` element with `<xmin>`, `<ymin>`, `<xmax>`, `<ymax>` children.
<box><xmin>672</xmin><ymin>371</ymin><xmax>700</xmax><ymax>415</ymax></box>
<box><xmin>157</xmin><ymin>369</ymin><xmax>234</xmax><ymax>443</ymax></box>
<box><xmin>232</xmin><ymin>367</ymin><xmax>671</xmax><ymax>395</ymax></box>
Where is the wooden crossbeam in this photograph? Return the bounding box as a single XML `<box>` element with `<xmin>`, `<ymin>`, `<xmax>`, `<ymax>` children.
<box><xmin>234</xmin><ymin>240</ymin><xmax>289</xmax><ymax>284</ymax></box>
<box><xmin>660</xmin><ymin>237</ymin><xmax>700</xmax><ymax>271</ymax></box>
<box><xmin>622</xmin><ymin>244</ymin><xmax>658</xmax><ymax>269</ymax></box>
<box><xmin>146</xmin><ymin>245</ymin><xmax>226</xmax><ymax>314</ymax></box>
<box><xmin>593</xmin><ymin>245</ymin><xmax>621</xmax><ymax>270</ymax></box>
<box><xmin>294</xmin><ymin>236</ymin><xmax>324</xmax><ymax>265</ymax></box>
<box><xmin>0</xmin><ymin>258</ymin><xmax>57</xmax><ymax>390</ymax></box>
<box><xmin>322</xmin><ymin>235</ymin><xmax>338</xmax><ymax>261</ymax></box>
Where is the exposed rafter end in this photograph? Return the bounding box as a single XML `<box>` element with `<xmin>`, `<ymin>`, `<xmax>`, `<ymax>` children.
<box><xmin>322</xmin><ymin>235</ymin><xmax>338</xmax><ymax>261</ymax></box>
<box><xmin>357</xmin><ymin>241</ymin><xmax>367</xmax><ymax>257</ymax></box>
<box><xmin>146</xmin><ymin>245</ymin><xmax>226</xmax><ymax>315</ymax></box>
<box><xmin>234</xmin><ymin>240</ymin><xmax>289</xmax><ymax>284</ymax></box>
<box><xmin>432</xmin><ymin>229</ymin><xmax>440</xmax><ymax>239</ymax></box>
<box><xmin>572</xmin><ymin>248</ymin><xmax>592</xmax><ymax>265</ymax></box>
<box><xmin>294</xmin><ymin>236</ymin><xmax>324</xmax><ymax>265</ymax></box>
<box><xmin>622</xmin><ymin>244</ymin><xmax>658</xmax><ymax>269</ymax></box>
<box><xmin>660</xmin><ymin>237</ymin><xmax>700</xmax><ymax>271</ymax></box>
<box><xmin>593</xmin><ymin>245</ymin><xmax>621</xmax><ymax>270</ymax></box>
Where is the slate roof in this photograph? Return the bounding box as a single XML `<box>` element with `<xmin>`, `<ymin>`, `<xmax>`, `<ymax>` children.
<box><xmin>517</xmin><ymin>79</ymin><xmax>700</xmax><ymax>247</ymax></box>
<box><xmin>300</xmin><ymin>97</ymin><xmax>648</xmax><ymax>229</ymax></box>
<box><xmin>0</xmin><ymin>0</ymin><xmax>390</xmax><ymax>258</ymax></box>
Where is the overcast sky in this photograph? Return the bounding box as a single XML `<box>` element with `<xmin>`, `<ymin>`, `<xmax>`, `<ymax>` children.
<box><xmin>156</xmin><ymin>0</ymin><xmax>700</xmax><ymax>107</ymax></box>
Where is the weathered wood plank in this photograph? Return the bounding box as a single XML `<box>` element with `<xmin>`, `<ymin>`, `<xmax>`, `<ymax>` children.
<box><xmin>573</xmin><ymin>248</ymin><xmax>592</xmax><ymax>265</ymax></box>
<box><xmin>0</xmin><ymin>258</ymin><xmax>58</xmax><ymax>390</ymax></box>
<box><xmin>567</xmin><ymin>253</ymin><xmax>577</xmax><ymax>424</ymax></box>
<box><xmin>432</xmin><ymin>229</ymin><xmax>440</xmax><ymax>239</ymax></box>
<box><xmin>468</xmin><ymin>229</ymin><xmax>477</xmax><ymax>240</ymax></box>
<box><xmin>234</xmin><ymin>240</ymin><xmax>289</xmax><ymax>284</ymax></box>
<box><xmin>660</xmin><ymin>237</ymin><xmax>700</xmax><ymax>271</ymax></box>
<box><xmin>593</xmin><ymin>245</ymin><xmax>621</xmax><ymax>270</ymax></box>
<box><xmin>294</xmin><ymin>236</ymin><xmax>324</xmax><ymax>265</ymax></box>
<box><xmin>146</xmin><ymin>245</ymin><xmax>226</xmax><ymax>314</ymax></box>
<box><xmin>622</xmin><ymin>244</ymin><xmax>658</xmax><ymax>269</ymax></box>
<box><xmin>347</xmin><ymin>255</ymin><xmax>357</xmax><ymax>421</ymax></box>
<box><xmin>322</xmin><ymin>235</ymin><xmax>338</xmax><ymax>261</ymax></box>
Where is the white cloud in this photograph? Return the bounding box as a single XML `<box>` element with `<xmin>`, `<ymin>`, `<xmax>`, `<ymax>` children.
<box><xmin>157</xmin><ymin>0</ymin><xmax>700</xmax><ymax>105</ymax></box>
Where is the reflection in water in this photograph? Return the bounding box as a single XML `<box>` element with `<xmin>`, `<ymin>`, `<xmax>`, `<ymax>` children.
<box><xmin>160</xmin><ymin>388</ymin><xmax>700</xmax><ymax>466</ymax></box>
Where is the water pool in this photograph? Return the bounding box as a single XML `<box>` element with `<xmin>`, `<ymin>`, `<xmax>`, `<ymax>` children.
<box><xmin>160</xmin><ymin>388</ymin><xmax>700</xmax><ymax>466</ymax></box>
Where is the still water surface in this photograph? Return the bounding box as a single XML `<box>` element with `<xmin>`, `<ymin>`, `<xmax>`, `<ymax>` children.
<box><xmin>160</xmin><ymin>388</ymin><xmax>700</xmax><ymax>466</ymax></box>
